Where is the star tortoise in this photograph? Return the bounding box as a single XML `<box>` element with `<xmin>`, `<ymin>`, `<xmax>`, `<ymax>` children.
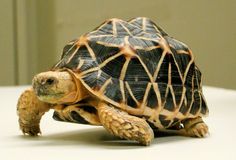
<box><xmin>17</xmin><ymin>17</ymin><xmax>209</xmax><ymax>145</ymax></box>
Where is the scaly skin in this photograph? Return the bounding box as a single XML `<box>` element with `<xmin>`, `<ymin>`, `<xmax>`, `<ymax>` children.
<box><xmin>97</xmin><ymin>102</ymin><xmax>154</xmax><ymax>145</ymax></box>
<box><xmin>17</xmin><ymin>88</ymin><xmax>52</xmax><ymax>136</ymax></box>
<box><xmin>182</xmin><ymin>117</ymin><xmax>209</xmax><ymax>137</ymax></box>
<box><xmin>158</xmin><ymin>117</ymin><xmax>209</xmax><ymax>138</ymax></box>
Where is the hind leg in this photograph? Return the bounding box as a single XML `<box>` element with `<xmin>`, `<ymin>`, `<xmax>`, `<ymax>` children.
<box><xmin>181</xmin><ymin>117</ymin><xmax>209</xmax><ymax>137</ymax></box>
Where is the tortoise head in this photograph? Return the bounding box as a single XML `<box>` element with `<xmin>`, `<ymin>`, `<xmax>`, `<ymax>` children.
<box><xmin>32</xmin><ymin>71</ymin><xmax>87</xmax><ymax>104</ymax></box>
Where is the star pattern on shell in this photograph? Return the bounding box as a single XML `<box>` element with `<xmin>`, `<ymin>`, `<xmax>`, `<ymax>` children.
<box><xmin>53</xmin><ymin>17</ymin><xmax>208</xmax><ymax>129</ymax></box>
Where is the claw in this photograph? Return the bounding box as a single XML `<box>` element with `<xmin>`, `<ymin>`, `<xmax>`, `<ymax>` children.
<box><xmin>190</xmin><ymin>123</ymin><xmax>208</xmax><ymax>137</ymax></box>
<box><xmin>200</xmin><ymin>128</ymin><xmax>206</xmax><ymax>137</ymax></box>
<box><xmin>193</xmin><ymin>129</ymin><xmax>201</xmax><ymax>137</ymax></box>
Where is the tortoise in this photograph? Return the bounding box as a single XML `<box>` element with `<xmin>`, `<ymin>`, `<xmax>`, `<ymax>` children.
<box><xmin>17</xmin><ymin>17</ymin><xmax>209</xmax><ymax>145</ymax></box>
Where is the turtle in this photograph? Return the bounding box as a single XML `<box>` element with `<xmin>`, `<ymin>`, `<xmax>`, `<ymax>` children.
<box><xmin>17</xmin><ymin>17</ymin><xmax>209</xmax><ymax>145</ymax></box>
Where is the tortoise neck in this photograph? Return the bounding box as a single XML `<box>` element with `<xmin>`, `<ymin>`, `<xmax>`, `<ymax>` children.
<box><xmin>66</xmin><ymin>69</ymin><xmax>90</xmax><ymax>103</ymax></box>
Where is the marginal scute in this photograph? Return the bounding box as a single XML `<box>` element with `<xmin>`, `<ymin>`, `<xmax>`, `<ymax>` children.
<box><xmin>159</xmin><ymin>114</ymin><xmax>171</xmax><ymax>127</ymax></box>
<box><xmin>184</xmin><ymin>63</ymin><xmax>195</xmax><ymax>86</ymax></box>
<box><xmin>53</xmin><ymin>17</ymin><xmax>208</xmax><ymax>129</ymax></box>
<box><xmin>200</xmin><ymin>95</ymin><xmax>208</xmax><ymax>115</ymax></box>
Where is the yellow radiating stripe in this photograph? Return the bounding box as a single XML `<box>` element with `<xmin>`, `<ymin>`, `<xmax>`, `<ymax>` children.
<box><xmin>119</xmin><ymin>57</ymin><xmax>131</xmax><ymax>80</ymax></box>
<box><xmin>96</xmin><ymin>21</ymin><xmax>109</xmax><ymax>31</ymax></box>
<box><xmin>79</xmin><ymin>67</ymin><xmax>99</xmax><ymax>77</ymax></box>
<box><xmin>150</xmin><ymin>83</ymin><xmax>163</xmax><ymax>121</ymax></box>
<box><xmin>133</xmin><ymin>45</ymin><xmax>161</xmax><ymax>51</ymax></box>
<box><xmin>140</xmin><ymin>83</ymin><xmax>152</xmax><ymax>109</ymax></box>
<box><xmin>99</xmin><ymin>78</ymin><xmax>112</xmax><ymax>94</ymax></box>
<box><xmin>171</xmin><ymin>52</ymin><xmax>184</xmax><ymax>83</ymax></box>
<box><xmin>54</xmin><ymin>59</ymin><xmax>63</xmax><ymax>68</ymax></box>
<box><xmin>125</xmin><ymin>82</ymin><xmax>139</xmax><ymax>105</ymax></box>
<box><xmin>176</xmin><ymin>50</ymin><xmax>190</xmax><ymax>54</ymax></box>
<box><xmin>88</xmin><ymin>35</ymin><xmax>113</xmax><ymax>39</ymax></box>
<box><xmin>66</xmin><ymin>47</ymin><xmax>79</xmax><ymax>64</ymax></box>
<box><xmin>96</xmin><ymin>41</ymin><xmax>121</xmax><ymax>47</ymax></box>
<box><xmin>76</xmin><ymin>59</ymin><xmax>85</xmax><ymax>70</ymax></box>
<box><xmin>134</xmin><ymin>36</ymin><xmax>159</xmax><ymax>43</ymax></box>
<box><xmin>196</xmin><ymin>91</ymin><xmax>202</xmax><ymax>116</ymax></box>
<box><xmin>183</xmin><ymin>60</ymin><xmax>194</xmax><ymax>83</ymax></box>
<box><xmin>112</xmin><ymin>21</ymin><xmax>117</xmax><ymax>36</ymax></box>
<box><xmin>85</xmin><ymin>43</ymin><xmax>96</xmax><ymax>60</ymax></box>
<box><xmin>119</xmin><ymin>22</ymin><xmax>133</xmax><ymax>36</ymax></box>
<box><xmin>169</xmin><ymin>85</ymin><xmax>177</xmax><ymax>108</ymax></box>
<box><xmin>64</xmin><ymin>40</ymin><xmax>79</xmax><ymax>57</ymax></box>
<box><xmin>185</xmin><ymin>74</ymin><xmax>195</xmax><ymax>117</ymax></box>
<box><xmin>120</xmin><ymin>80</ymin><xmax>125</xmax><ymax>103</ymax></box>
<box><xmin>142</xmin><ymin>17</ymin><xmax>146</xmax><ymax>31</ymax></box>
<box><xmin>183</xmin><ymin>50</ymin><xmax>195</xmax><ymax>83</ymax></box>
<box><xmin>136</xmin><ymin>56</ymin><xmax>154</xmax><ymax>83</ymax></box>
<box><xmin>168</xmin><ymin>62</ymin><xmax>171</xmax><ymax>85</ymax></box>
<box><xmin>152</xmin><ymin>83</ymin><xmax>162</xmax><ymax>109</ymax></box>
<box><xmin>99</xmin><ymin>51</ymin><xmax>123</xmax><ymax>68</ymax></box>
<box><xmin>158</xmin><ymin>85</ymin><xmax>170</xmax><ymax>116</ymax></box>
<box><xmin>153</xmin><ymin>25</ymin><xmax>164</xmax><ymax>36</ymax></box>
<box><xmin>153</xmin><ymin>50</ymin><xmax>167</xmax><ymax>80</ymax></box>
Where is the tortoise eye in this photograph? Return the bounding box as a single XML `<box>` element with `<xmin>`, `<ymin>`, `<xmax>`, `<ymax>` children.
<box><xmin>45</xmin><ymin>78</ymin><xmax>55</xmax><ymax>85</ymax></box>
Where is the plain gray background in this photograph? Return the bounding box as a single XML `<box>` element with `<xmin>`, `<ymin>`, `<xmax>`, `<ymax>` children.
<box><xmin>1</xmin><ymin>0</ymin><xmax>236</xmax><ymax>89</ymax></box>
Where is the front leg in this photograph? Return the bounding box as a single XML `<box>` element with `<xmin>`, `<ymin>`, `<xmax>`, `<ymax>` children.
<box><xmin>97</xmin><ymin>102</ymin><xmax>154</xmax><ymax>145</ymax></box>
<box><xmin>17</xmin><ymin>88</ymin><xmax>52</xmax><ymax>136</ymax></box>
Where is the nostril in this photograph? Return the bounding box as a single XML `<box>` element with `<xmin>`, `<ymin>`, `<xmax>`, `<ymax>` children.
<box><xmin>46</xmin><ymin>78</ymin><xmax>55</xmax><ymax>85</ymax></box>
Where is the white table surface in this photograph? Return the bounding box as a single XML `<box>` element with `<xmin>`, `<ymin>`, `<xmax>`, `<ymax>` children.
<box><xmin>0</xmin><ymin>86</ymin><xmax>236</xmax><ymax>160</ymax></box>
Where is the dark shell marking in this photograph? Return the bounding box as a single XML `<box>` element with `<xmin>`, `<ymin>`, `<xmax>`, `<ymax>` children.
<box><xmin>53</xmin><ymin>17</ymin><xmax>208</xmax><ymax>129</ymax></box>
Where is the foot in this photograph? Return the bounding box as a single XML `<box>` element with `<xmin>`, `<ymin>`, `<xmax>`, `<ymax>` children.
<box><xmin>97</xmin><ymin>102</ymin><xmax>154</xmax><ymax>145</ymax></box>
<box><xmin>17</xmin><ymin>88</ymin><xmax>51</xmax><ymax>136</ymax></box>
<box><xmin>182</xmin><ymin>117</ymin><xmax>209</xmax><ymax>137</ymax></box>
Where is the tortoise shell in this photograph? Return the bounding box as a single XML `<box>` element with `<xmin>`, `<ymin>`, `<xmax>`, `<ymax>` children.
<box><xmin>53</xmin><ymin>17</ymin><xmax>208</xmax><ymax>129</ymax></box>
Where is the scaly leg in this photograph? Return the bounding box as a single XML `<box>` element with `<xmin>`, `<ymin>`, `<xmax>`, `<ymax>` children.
<box><xmin>97</xmin><ymin>102</ymin><xmax>154</xmax><ymax>145</ymax></box>
<box><xmin>17</xmin><ymin>88</ymin><xmax>52</xmax><ymax>136</ymax></box>
<box><xmin>181</xmin><ymin>117</ymin><xmax>209</xmax><ymax>137</ymax></box>
<box><xmin>157</xmin><ymin>117</ymin><xmax>208</xmax><ymax>138</ymax></box>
